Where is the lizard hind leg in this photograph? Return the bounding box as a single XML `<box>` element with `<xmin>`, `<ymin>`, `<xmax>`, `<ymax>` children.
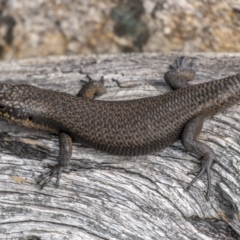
<box><xmin>181</xmin><ymin>115</ymin><xmax>218</xmax><ymax>200</ymax></box>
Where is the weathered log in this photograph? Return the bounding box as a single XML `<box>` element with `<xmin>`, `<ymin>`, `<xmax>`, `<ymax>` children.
<box><xmin>0</xmin><ymin>53</ymin><xmax>239</xmax><ymax>239</ymax></box>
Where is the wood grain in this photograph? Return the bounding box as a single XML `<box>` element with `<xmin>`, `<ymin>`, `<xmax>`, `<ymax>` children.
<box><xmin>0</xmin><ymin>53</ymin><xmax>239</xmax><ymax>239</ymax></box>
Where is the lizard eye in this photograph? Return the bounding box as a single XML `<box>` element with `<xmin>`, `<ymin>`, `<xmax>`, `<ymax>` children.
<box><xmin>0</xmin><ymin>104</ymin><xmax>6</xmax><ymax>111</ymax></box>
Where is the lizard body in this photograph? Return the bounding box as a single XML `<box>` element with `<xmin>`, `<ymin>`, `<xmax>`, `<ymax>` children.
<box><xmin>0</xmin><ymin>57</ymin><xmax>237</xmax><ymax>199</ymax></box>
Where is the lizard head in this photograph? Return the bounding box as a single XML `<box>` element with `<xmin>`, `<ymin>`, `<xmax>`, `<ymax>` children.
<box><xmin>0</xmin><ymin>84</ymin><xmax>60</xmax><ymax>133</ymax></box>
<box><xmin>0</xmin><ymin>84</ymin><xmax>30</xmax><ymax>121</ymax></box>
<box><xmin>0</xmin><ymin>84</ymin><xmax>44</xmax><ymax>127</ymax></box>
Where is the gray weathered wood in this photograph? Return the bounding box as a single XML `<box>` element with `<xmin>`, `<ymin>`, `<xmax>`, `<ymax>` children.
<box><xmin>0</xmin><ymin>53</ymin><xmax>240</xmax><ymax>239</ymax></box>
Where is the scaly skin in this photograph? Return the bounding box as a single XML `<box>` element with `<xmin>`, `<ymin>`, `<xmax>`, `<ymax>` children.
<box><xmin>0</xmin><ymin>57</ymin><xmax>239</xmax><ymax>199</ymax></box>
<box><xmin>0</xmin><ymin>74</ymin><xmax>239</xmax><ymax>154</ymax></box>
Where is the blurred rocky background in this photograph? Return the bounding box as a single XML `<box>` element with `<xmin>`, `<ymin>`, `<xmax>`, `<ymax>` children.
<box><xmin>0</xmin><ymin>0</ymin><xmax>239</xmax><ymax>60</ymax></box>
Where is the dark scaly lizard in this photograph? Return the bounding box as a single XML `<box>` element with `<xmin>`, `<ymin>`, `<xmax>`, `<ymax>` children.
<box><xmin>0</xmin><ymin>57</ymin><xmax>237</xmax><ymax>200</ymax></box>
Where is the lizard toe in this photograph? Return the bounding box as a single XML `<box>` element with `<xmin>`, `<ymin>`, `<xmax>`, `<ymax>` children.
<box><xmin>186</xmin><ymin>156</ymin><xmax>214</xmax><ymax>200</ymax></box>
<box><xmin>36</xmin><ymin>164</ymin><xmax>62</xmax><ymax>189</ymax></box>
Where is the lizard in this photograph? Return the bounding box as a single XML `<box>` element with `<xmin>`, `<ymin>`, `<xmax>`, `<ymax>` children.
<box><xmin>0</xmin><ymin>56</ymin><xmax>237</xmax><ymax>200</ymax></box>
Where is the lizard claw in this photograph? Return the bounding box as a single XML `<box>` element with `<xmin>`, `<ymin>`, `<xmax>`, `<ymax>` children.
<box><xmin>189</xmin><ymin>58</ymin><xmax>195</xmax><ymax>69</ymax></box>
<box><xmin>170</xmin><ymin>56</ymin><xmax>195</xmax><ymax>70</ymax></box>
<box><xmin>36</xmin><ymin>163</ymin><xmax>63</xmax><ymax>189</ymax></box>
<box><xmin>186</xmin><ymin>156</ymin><xmax>213</xmax><ymax>200</ymax></box>
<box><xmin>176</xmin><ymin>56</ymin><xmax>186</xmax><ymax>68</ymax></box>
<box><xmin>187</xmin><ymin>166</ymin><xmax>202</xmax><ymax>175</ymax></box>
<box><xmin>169</xmin><ymin>56</ymin><xmax>185</xmax><ymax>69</ymax></box>
<box><xmin>214</xmin><ymin>159</ymin><xmax>232</xmax><ymax>173</ymax></box>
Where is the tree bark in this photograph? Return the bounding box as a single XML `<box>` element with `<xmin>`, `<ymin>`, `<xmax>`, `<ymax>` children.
<box><xmin>0</xmin><ymin>53</ymin><xmax>240</xmax><ymax>239</ymax></box>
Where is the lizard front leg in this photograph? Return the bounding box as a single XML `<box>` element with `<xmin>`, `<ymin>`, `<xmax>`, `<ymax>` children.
<box><xmin>36</xmin><ymin>132</ymin><xmax>72</xmax><ymax>188</ymax></box>
<box><xmin>36</xmin><ymin>77</ymin><xmax>106</xmax><ymax>188</ymax></box>
<box><xmin>164</xmin><ymin>56</ymin><xmax>195</xmax><ymax>90</ymax></box>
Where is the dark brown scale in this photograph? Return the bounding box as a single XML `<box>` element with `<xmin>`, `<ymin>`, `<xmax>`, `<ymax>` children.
<box><xmin>0</xmin><ymin>57</ymin><xmax>239</xmax><ymax>199</ymax></box>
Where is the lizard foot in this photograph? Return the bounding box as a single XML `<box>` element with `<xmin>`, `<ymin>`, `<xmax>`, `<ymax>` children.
<box><xmin>169</xmin><ymin>56</ymin><xmax>196</xmax><ymax>81</ymax></box>
<box><xmin>177</xmin><ymin>56</ymin><xmax>195</xmax><ymax>69</ymax></box>
<box><xmin>164</xmin><ymin>56</ymin><xmax>196</xmax><ymax>89</ymax></box>
<box><xmin>186</xmin><ymin>156</ymin><xmax>231</xmax><ymax>200</ymax></box>
<box><xmin>186</xmin><ymin>156</ymin><xmax>213</xmax><ymax>200</ymax></box>
<box><xmin>170</xmin><ymin>56</ymin><xmax>195</xmax><ymax>69</ymax></box>
<box><xmin>77</xmin><ymin>75</ymin><xmax>106</xmax><ymax>98</ymax></box>
<box><xmin>36</xmin><ymin>163</ymin><xmax>63</xmax><ymax>189</ymax></box>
